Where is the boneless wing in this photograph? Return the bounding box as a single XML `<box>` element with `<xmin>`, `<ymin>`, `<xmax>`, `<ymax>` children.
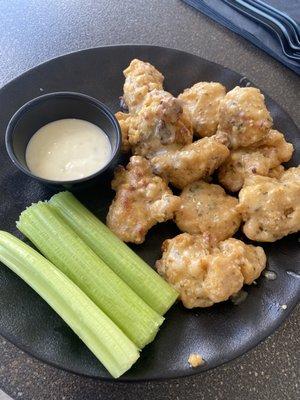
<box><xmin>106</xmin><ymin>156</ymin><xmax>181</xmax><ymax>244</ymax></box>
<box><xmin>175</xmin><ymin>181</ymin><xmax>241</xmax><ymax>241</ymax></box>
<box><xmin>218</xmin><ymin>86</ymin><xmax>273</xmax><ymax>149</ymax></box>
<box><xmin>178</xmin><ymin>82</ymin><xmax>226</xmax><ymax>137</ymax></box>
<box><xmin>123</xmin><ymin>59</ymin><xmax>164</xmax><ymax>113</ymax></box>
<box><xmin>156</xmin><ymin>233</ymin><xmax>266</xmax><ymax>308</ymax></box>
<box><xmin>238</xmin><ymin>167</ymin><xmax>300</xmax><ymax>242</ymax></box>
<box><xmin>218</xmin><ymin>129</ymin><xmax>294</xmax><ymax>192</ymax></box>
<box><xmin>127</xmin><ymin>89</ymin><xmax>193</xmax><ymax>157</ymax></box>
<box><xmin>150</xmin><ymin>135</ymin><xmax>230</xmax><ymax>189</ymax></box>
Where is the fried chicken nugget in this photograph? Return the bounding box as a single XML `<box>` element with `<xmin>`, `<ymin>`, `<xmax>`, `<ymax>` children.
<box><xmin>150</xmin><ymin>134</ymin><xmax>230</xmax><ymax>189</ymax></box>
<box><xmin>218</xmin><ymin>86</ymin><xmax>273</xmax><ymax>149</ymax></box>
<box><xmin>175</xmin><ymin>181</ymin><xmax>241</xmax><ymax>241</ymax></box>
<box><xmin>123</xmin><ymin>59</ymin><xmax>164</xmax><ymax>113</ymax></box>
<box><xmin>156</xmin><ymin>233</ymin><xmax>266</xmax><ymax>308</ymax></box>
<box><xmin>238</xmin><ymin>166</ymin><xmax>300</xmax><ymax>242</ymax></box>
<box><xmin>218</xmin><ymin>129</ymin><xmax>294</xmax><ymax>192</ymax></box>
<box><xmin>178</xmin><ymin>82</ymin><xmax>226</xmax><ymax>137</ymax></box>
<box><xmin>128</xmin><ymin>89</ymin><xmax>193</xmax><ymax>157</ymax></box>
<box><xmin>106</xmin><ymin>156</ymin><xmax>181</xmax><ymax>244</ymax></box>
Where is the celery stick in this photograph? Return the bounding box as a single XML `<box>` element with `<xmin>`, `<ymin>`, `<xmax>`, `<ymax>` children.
<box><xmin>17</xmin><ymin>202</ymin><xmax>163</xmax><ymax>349</ymax></box>
<box><xmin>0</xmin><ymin>231</ymin><xmax>139</xmax><ymax>378</ymax></box>
<box><xmin>50</xmin><ymin>192</ymin><xmax>178</xmax><ymax>315</ymax></box>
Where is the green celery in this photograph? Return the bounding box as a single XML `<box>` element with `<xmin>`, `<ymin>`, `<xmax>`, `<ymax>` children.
<box><xmin>50</xmin><ymin>191</ymin><xmax>178</xmax><ymax>314</ymax></box>
<box><xmin>0</xmin><ymin>231</ymin><xmax>139</xmax><ymax>378</ymax></box>
<box><xmin>17</xmin><ymin>202</ymin><xmax>163</xmax><ymax>349</ymax></box>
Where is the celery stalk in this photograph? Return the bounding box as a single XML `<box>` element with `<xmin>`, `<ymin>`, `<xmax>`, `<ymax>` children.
<box><xmin>0</xmin><ymin>231</ymin><xmax>139</xmax><ymax>378</ymax></box>
<box><xmin>17</xmin><ymin>202</ymin><xmax>163</xmax><ymax>349</ymax></box>
<box><xmin>50</xmin><ymin>192</ymin><xmax>178</xmax><ymax>314</ymax></box>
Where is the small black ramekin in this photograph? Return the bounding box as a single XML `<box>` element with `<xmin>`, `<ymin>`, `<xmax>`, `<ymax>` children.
<box><xmin>5</xmin><ymin>92</ymin><xmax>121</xmax><ymax>191</ymax></box>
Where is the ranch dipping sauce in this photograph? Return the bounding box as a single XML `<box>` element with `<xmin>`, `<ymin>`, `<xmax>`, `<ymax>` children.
<box><xmin>26</xmin><ymin>119</ymin><xmax>112</xmax><ymax>181</ymax></box>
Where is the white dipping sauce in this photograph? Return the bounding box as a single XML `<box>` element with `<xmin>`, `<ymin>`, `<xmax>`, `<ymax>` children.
<box><xmin>26</xmin><ymin>119</ymin><xmax>112</xmax><ymax>181</ymax></box>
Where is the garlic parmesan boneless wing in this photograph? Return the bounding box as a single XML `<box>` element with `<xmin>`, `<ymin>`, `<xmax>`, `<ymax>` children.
<box><xmin>175</xmin><ymin>181</ymin><xmax>241</xmax><ymax>241</ymax></box>
<box><xmin>156</xmin><ymin>233</ymin><xmax>266</xmax><ymax>308</ymax></box>
<box><xmin>123</xmin><ymin>59</ymin><xmax>164</xmax><ymax>113</ymax></box>
<box><xmin>106</xmin><ymin>156</ymin><xmax>181</xmax><ymax>244</ymax></box>
<box><xmin>178</xmin><ymin>82</ymin><xmax>226</xmax><ymax>137</ymax></box>
<box><xmin>150</xmin><ymin>135</ymin><xmax>230</xmax><ymax>189</ymax></box>
<box><xmin>218</xmin><ymin>86</ymin><xmax>273</xmax><ymax>149</ymax></box>
<box><xmin>238</xmin><ymin>167</ymin><xmax>300</xmax><ymax>242</ymax></box>
<box><xmin>218</xmin><ymin>129</ymin><xmax>294</xmax><ymax>192</ymax></box>
<box><xmin>127</xmin><ymin>90</ymin><xmax>193</xmax><ymax>158</ymax></box>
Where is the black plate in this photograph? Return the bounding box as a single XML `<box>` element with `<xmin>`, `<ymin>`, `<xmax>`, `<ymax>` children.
<box><xmin>0</xmin><ymin>45</ymin><xmax>299</xmax><ymax>381</ymax></box>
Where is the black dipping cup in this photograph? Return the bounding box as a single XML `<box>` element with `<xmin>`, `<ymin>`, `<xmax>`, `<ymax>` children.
<box><xmin>5</xmin><ymin>92</ymin><xmax>121</xmax><ymax>191</ymax></box>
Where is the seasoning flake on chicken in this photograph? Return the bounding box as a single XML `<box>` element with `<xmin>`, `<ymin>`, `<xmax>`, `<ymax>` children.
<box><xmin>123</xmin><ymin>59</ymin><xmax>164</xmax><ymax>113</ymax></box>
<box><xmin>150</xmin><ymin>135</ymin><xmax>230</xmax><ymax>189</ymax></box>
<box><xmin>217</xmin><ymin>86</ymin><xmax>273</xmax><ymax>149</ymax></box>
<box><xmin>218</xmin><ymin>129</ymin><xmax>294</xmax><ymax>192</ymax></box>
<box><xmin>178</xmin><ymin>82</ymin><xmax>226</xmax><ymax>137</ymax></box>
<box><xmin>238</xmin><ymin>166</ymin><xmax>300</xmax><ymax>242</ymax></box>
<box><xmin>175</xmin><ymin>181</ymin><xmax>241</xmax><ymax>241</ymax></box>
<box><xmin>156</xmin><ymin>233</ymin><xmax>266</xmax><ymax>308</ymax></box>
<box><xmin>106</xmin><ymin>156</ymin><xmax>181</xmax><ymax>244</ymax></box>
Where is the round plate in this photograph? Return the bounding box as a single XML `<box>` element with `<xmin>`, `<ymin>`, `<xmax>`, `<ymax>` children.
<box><xmin>0</xmin><ymin>45</ymin><xmax>299</xmax><ymax>381</ymax></box>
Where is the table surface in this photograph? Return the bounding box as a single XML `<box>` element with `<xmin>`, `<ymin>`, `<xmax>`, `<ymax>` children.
<box><xmin>0</xmin><ymin>1</ymin><xmax>299</xmax><ymax>399</ymax></box>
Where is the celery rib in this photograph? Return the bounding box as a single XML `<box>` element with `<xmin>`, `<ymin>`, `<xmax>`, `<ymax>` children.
<box><xmin>49</xmin><ymin>192</ymin><xmax>178</xmax><ymax>314</ymax></box>
<box><xmin>17</xmin><ymin>203</ymin><xmax>163</xmax><ymax>349</ymax></box>
<box><xmin>0</xmin><ymin>231</ymin><xmax>139</xmax><ymax>378</ymax></box>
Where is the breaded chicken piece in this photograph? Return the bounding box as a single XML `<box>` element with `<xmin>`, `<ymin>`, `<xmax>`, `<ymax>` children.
<box><xmin>106</xmin><ymin>156</ymin><xmax>181</xmax><ymax>244</ymax></box>
<box><xmin>218</xmin><ymin>129</ymin><xmax>294</xmax><ymax>192</ymax></box>
<box><xmin>178</xmin><ymin>82</ymin><xmax>226</xmax><ymax>137</ymax></box>
<box><xmin>115</xmin><ymin>111</ymin><xmax>132</xmax><ymax>152</ymax></box>
<box><xmin>218</xmin><ymin>86</ymin><xmax>273</xmax><ymax>149</ymax></box>
<box><xmin>280</xmin><ymin>166</ymin><xmax>300</xmax><ymax>181</ymax></box>
<box><xmin>123</xmin><ymin>59</ymin><xmax>164</xmax><ymax>113</ymax></box>
<box><xmin>150</xmin><ymin>135</ymin><xmax>230</xmax><ymax>189</ymax></box>
<box><xmin>128</xmin><ymin>89</ymin><xmax>193</xmax><ymax>158</ymax></box>
<box><xmin>238</xmin><ymin>167</ymin><xmax>300</xmax><ymax>242</ymax></box>
<box><xmin>175</xmin><ymin>181</ymin><xmax>241</xmax><ymax>241</ymax></box>
<box><xmin>156</xmin><ymin>233</ymin><xmax>266</xmax><ymax>308</ymax></box>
